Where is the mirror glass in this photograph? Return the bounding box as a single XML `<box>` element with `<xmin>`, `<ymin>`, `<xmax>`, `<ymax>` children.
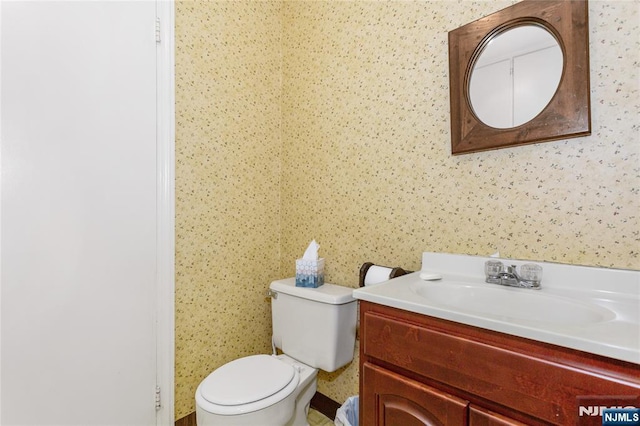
<box><xmin>468</xmin><ymin>25</ymin><xmax>564</xmax><ymax>129</ymax></box>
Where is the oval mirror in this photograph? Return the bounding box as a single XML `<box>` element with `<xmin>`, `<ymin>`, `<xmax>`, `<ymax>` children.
<box><xmin>468</xmin><ymin>24</ymin><xmax>564</xmax><ymax>129</ymax></box>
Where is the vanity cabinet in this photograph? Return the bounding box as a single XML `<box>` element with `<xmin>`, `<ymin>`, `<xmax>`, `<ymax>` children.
<box><xmin>359</xmin><ymin>301</ymin><xmax>640</xmax><ymax>426</ymax></box>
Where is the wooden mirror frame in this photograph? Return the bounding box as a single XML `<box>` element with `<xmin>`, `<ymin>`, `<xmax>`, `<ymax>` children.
<box><xmin>448</xmin><ymin>0</ymin><xmax>590</xmax><ymax>155</ymax></box>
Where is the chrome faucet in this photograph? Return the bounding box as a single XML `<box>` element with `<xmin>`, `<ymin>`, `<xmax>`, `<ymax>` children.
<box><xmin>485</xmin><ymin>261</ymin><xmax>542</xmax><ymax>289</ymax></box>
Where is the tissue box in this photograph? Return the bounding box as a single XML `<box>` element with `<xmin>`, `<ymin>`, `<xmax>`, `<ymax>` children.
<box><xmin>295</xmin><ymin>258</ymin><xmax>325</xmax><ymax>288</ymax></box>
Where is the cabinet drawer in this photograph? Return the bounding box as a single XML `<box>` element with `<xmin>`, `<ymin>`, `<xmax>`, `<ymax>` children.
<box><xmin>362</xmin><ymin>307</ymin><xmax>640</xmax><ymax>424</ymax></box>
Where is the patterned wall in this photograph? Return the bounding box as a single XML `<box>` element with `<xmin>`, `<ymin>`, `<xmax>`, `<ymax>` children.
<box><xmin>176</xmin><ymin>0</ymin><xmax>639</xmax><ymax>417</ymax></box>
<box><xmin>175</xmin><ymin>1</ymin><xmax>283</xmax><ymax>419</ymax></box>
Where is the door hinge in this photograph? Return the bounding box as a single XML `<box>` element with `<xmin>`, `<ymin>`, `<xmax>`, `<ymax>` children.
<box><xmin>155</xmin><ymin>385</ymin><xmax>161</xmax><ymax>410</ymax></box>
<box><xmin>155</xmin><ymin>17</ymin><xmax>161</xmax><ymax>43</ymax></box>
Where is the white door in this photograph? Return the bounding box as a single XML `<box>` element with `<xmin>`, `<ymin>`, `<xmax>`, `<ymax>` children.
<box><xmin>1</xmin><ymin>1</ymin><xmax>161</xmax><ymax>424</ymax></box>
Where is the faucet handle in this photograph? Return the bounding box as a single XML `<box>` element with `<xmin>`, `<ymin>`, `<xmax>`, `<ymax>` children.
<box><xmin>520</xmin><ymin>263</ymin><xmax>543</xmax><ymax>284</ymax></box>
<box><xmin>484</xmin><ymin>260</ymin><xmax>503</xmax><ymax>278</ymax></box>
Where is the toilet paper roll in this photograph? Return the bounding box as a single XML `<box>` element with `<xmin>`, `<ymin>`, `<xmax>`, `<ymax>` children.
<box><xmin>364</xmin><ymin>265</ymin><xmax>394</xmax><ymax>286</ymax></box>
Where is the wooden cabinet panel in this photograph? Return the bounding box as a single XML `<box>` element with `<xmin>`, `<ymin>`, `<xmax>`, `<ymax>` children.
<box><xmin>362</xmin><ymin>363</ymin><xmax>468</xmax><ymax>426</ymax></box>
<box><xmin>359</xmin><ymin>301</ymin><xmax>640</xmax><ymax>425</ymax></box>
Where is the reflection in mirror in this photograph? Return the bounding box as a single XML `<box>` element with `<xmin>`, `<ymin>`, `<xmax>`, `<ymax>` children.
<box><xmin>469</xmin><ymin>25</ymin><xmax>563</xmax><ymax>129</ymax></box>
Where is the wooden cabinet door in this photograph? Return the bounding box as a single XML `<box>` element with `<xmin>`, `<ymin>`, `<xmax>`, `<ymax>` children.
<box><xmin>469</xmin><ymin>405</ymin><xmax>528</xmax><ymax>426</ymax></box>
<box><xmin>362</xmin><ymin>363</ymin><xmax>468</xmax><ymax>426</ymax></box>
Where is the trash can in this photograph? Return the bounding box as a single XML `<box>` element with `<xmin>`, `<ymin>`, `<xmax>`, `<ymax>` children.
<box><xmin>335</xmin><ymin>395</ymin><xmax>359</xmax><ymax>426</ymax></box>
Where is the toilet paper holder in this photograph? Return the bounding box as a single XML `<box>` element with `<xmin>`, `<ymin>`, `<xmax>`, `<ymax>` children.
<box><xmin>359</xmin><ymin>262</ymin><xmax>411</xmax><ymax>287</ymax></box>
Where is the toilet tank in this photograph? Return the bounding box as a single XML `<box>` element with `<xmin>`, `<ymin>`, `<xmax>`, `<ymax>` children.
<box><xmin>269</xmin><ymin>278</ymin><xmax>357</xmax><ymax>372</ymax></box>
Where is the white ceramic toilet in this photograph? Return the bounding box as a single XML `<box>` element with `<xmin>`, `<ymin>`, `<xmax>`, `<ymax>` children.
<box><xmin>195</xmin><ymin>277</ymin><xmax>357</xmax><ymax>426</ymax></box>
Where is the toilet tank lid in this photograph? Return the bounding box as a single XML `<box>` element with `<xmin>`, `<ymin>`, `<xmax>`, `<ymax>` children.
<box><xmin>270</xmin><ymin>278</ymin><xmax>355</xmax><ymax>305</ymax></box>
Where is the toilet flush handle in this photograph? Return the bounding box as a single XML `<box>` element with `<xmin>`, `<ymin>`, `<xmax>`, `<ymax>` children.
<box><xmin>266</xmin><ymin>289</ymin><xmax>278</xmax><ymax>299</ymax></box>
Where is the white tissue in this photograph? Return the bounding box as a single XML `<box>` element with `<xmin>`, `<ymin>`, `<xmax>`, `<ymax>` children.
<box><xmin>302</xmin><ymin>239</ymin><xmax>320</xmax><ymax>261</ymax></box>
<box><xmin>364</xmin><ymin>265</ymin><xmax>393</xmax><ymax>286</ymax></box>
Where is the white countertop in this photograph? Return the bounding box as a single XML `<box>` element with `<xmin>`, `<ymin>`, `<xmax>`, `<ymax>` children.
<box><xmin>353</xmin><ymin>252</ymin><xmax>640</xmax><ymax>364</ymax></box>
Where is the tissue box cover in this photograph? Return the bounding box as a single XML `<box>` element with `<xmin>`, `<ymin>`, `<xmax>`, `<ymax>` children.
<box><xmin>296</xmin><ymin>258</ymin><xmax>325</xmax><ymax>288</ymax></box>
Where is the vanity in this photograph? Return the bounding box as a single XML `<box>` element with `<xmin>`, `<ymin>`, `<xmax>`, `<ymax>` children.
<box><xmin>353</xmin><ymin>253</ymin><xmax>640</xmax><ymax>425</ymax></box>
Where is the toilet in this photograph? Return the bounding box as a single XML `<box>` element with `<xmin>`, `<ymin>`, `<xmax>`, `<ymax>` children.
<box><xmin>195</xmin><ymin>277</ymin><xmax>357</xmax><ymax>426</ymax></box>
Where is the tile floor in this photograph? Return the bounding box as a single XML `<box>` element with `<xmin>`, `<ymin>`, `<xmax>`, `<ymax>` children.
<box><xmin>308</xmin><ymin>408</ymin><xmax>334</xmax><ymax>426</ymax></box>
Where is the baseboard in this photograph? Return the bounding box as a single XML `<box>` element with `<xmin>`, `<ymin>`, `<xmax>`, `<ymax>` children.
<box><xmin>175</xmin><ymin>411</ymin><xmax>196</xmax><ymax>426</ymax></box>
<box><xmin>176</xmin><ymin>391</ymin><xmax>340</xmax><ymax>425</ymax></box>
<box><xmin>310</xmin><ymin>391</ymin><xmax>341</xmax><ymax>421</ymax></box>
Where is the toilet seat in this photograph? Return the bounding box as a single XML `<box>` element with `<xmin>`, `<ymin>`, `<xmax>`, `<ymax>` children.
<box><xmin>197</xmin><ymin>355</ymin><xmax>300</xmax><ymax>416</ymax></box>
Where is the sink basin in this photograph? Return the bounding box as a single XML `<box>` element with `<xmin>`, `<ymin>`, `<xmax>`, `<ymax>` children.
<box><xmin>409</xmin><ymin>281</ymin><xmax>616</xmax><ymax>326</ymax></box>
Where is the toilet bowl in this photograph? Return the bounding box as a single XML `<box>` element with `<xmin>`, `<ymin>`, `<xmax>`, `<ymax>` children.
<box><xmin>195</xmin><ymin>354</ymin><xmax>317</xmax><ymax>426</ymax></box>
<box><xmin>195</xmin><ymin>278</ymin><xmax>357</xmax><ymax>426</ymax></box>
